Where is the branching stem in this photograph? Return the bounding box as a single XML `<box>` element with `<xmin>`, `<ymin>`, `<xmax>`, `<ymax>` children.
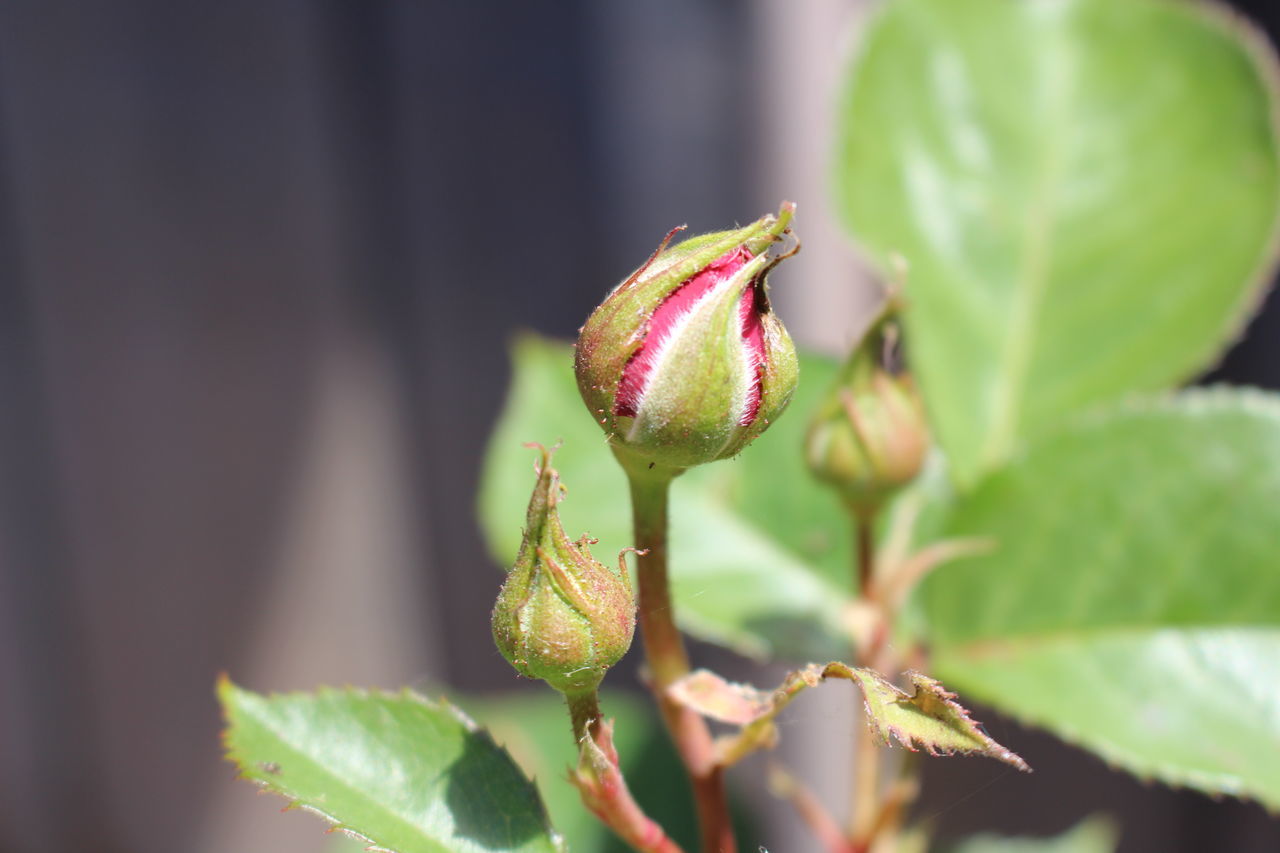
<box><xmin>847</xmin><ymin>507</ymin><xmax>923</xmax><ymax>851</ymax></box>
<box><xmin>567</xmin><ymin>689</ymin><xmax>685</xmax><ymax>853</ymax></box>
<box><xmin>850</xmin><ymin>513</ymin><xmax>881</xmax><ymax>844</ymax></box>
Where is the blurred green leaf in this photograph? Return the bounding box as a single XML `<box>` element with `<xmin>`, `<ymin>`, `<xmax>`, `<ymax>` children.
<box><xmin>923</xmin><ymin>389</ymin><xmax>1280</xmax><ymax>806</ymax></box>
<box><xmin>466</xmin><ymin>690</ymin><xmax>698</xmax><ymax>853</ymax></box>
<box><xmin>942</xmin><ymin>816</ymin><xmax>1118</xmax><ymax>853</ymax></box>
<box><xmin>478</xmin><ymin>334</ymin><xmax>852</xmax><ymax>661</ymax></box>
<box><xmin>834</xmin><ymin>0</ymin><xmax>1280</xmax><ymax>484</ymax></box>
<box><xmin>218</xmin><ymin>679</ymin><xmax>564</xmax><ymax>853</ymax></box>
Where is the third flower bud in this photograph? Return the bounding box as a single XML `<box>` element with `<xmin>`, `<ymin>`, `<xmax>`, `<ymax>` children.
<box><xmin>805</xmin><ymin>302</ymin><xmax>929</xmax><ymax>517</ymax></box>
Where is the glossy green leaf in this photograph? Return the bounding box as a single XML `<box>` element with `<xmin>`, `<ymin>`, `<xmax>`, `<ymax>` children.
<box><xmin>923</xmin><ymin>389</ymin><xmax>1280</xmax><ymax>806</ymax></box>
<box><xmin>478</xmin><ymin>334</ymin><xmax>852</xmax><ymax>661</ymax></box>
<box><xmin>218</xmin><ymin>678</ymin><xmax>564</xmax><ymax>853</ymax></box>
<box><xmin>944</xmin><ymin>816</ymin><xmax>1118</xmax><ymax>853</ymax></box>
<box><xmin>834</xmin><ymin>0</ymin><xmax>1280</xmax><ymax>484</ymax></box>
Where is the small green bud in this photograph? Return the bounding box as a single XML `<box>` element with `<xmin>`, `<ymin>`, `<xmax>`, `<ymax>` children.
<box><xmin>575</xmin><ymin>203</ymin><xmax>800</xmax><ymax>472</ymax></box>
<box><xmin>805</xmin><ymin>306</ymin><xmax>929</xmax><ymax>516</ymax></box>
<box><xmin>492</xmin><ymin>445</ymin><xmax>636</xmax><ymax>694</ymax></box>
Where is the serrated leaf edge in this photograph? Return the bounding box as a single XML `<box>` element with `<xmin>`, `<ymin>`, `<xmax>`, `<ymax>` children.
<box><xmin>694</xmin><ymin>663</ymin><xmax>1028</xmax><ymax>770</ymax></box>
<box><xmin>834</xmin><ymin>0</ymin><xmax>1280</xmax><ymax>482</ymax></box>
<box><xmin>848</xmin><ymin>668</ymin><xmax>1030</xmax><ymax>772</ymax></box>
<box><xmin>933</xmin><ymin>656</ymin><xmax>1280</xmax><ymax>812</ymax></box>
<box><xmin>884</xmin><ymin>0</ymin><xmax>1280</xmax><ymax>386</ymax></box>
<box><xmin>1165</xmin><ymin>0</ymin><xmax>1280</xmax><ymax>382</ymax></box>
<box><xmin>216</xmin><ymin>675</ymin><xmax>568</xmax><ymax>853</ymax></box>
<box><xmin>217</xmin><ymin>677</ymin><xmax>397</xmax><ymax>853</ymax></box>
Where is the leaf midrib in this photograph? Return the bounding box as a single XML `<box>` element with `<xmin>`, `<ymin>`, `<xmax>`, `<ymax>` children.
<box><xmin>980</xmin><ymin>22</ymin><xmax>1072</xmax><ymax>472</ymax></box>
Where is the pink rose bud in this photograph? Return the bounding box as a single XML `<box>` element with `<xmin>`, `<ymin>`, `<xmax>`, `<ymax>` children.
<box><xmin>492</xmin><ymin>445</ymin><xmax>636</xmax><ymax>695</ymax></box>
<box><xmin>575</xmin><ymin>203</ymin><xmax>800</xmax><ymax>472</ymax></box>
<box><xmin>805</xmin><ymin>303</ymin><xmax>929</xmax><ymax>517</ymax></box>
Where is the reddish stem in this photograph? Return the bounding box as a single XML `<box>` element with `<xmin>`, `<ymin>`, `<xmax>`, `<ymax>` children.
<box><xmin>568</xmin><ymin>690</ymin><xmax>685</xmax><ymax>853</ymax></box>
<box><xmin>855</xmin><ymin>512</ymin><xmax>875</xmax><ymax>599</ymax></box>
<box><xmin>850</xmin><ymin>513</ymin><xmax>880</xmax><ymax>842</ymax></box>
<box><xmin>627</xmin><ymin>464</ymin><xmax>737</xmax><ymax>853</ymax></box>
<box><xmin>846</xmin><ymin>509</ymin><xmax>923</xmax><ymax>852</ymax></box>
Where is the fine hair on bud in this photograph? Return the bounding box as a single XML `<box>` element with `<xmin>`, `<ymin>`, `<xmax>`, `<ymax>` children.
<box><xmin>805</xmin><ymin>301</ymin><xmax>929</xmax><ymax>517</ymax></box>
<box><xmin>575</xmin><ymin>203</ymin><xmax>802</xmax><ymax>473</ymax></box>
<box><xmin>491</xmin><ymin>444</ymin><xmax>637</xmax><ymax>694</ymax></box>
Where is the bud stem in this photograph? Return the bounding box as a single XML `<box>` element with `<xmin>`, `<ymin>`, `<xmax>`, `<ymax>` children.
<box><xmin>623</xmin><ymin>458</ymin><xmax>738</xmax><ymax>853</ymax></box>
<box><xmin>627</xmin><ymin>467</ymin><xmax>688</xmax><ymax>686</ymax></box>
<box><xmin>566</xmin><ymin>688</ymin><xmax>605</xmax><ymax>750</ymax></box>
<box><xmin>849</xmin><ymin>510</ymin><xmax>881</xmax><ymax>845</ymax></box>
<box><xmin>566</xmin><ymin>689</ymin><xmax>685</xmax><ymax>853</ymax></box>
<box><xmin>845</xmin><ymin>506</ymin><xmax>922</xmax><ymax>851</ymax></box>
<box><xmin>855</xmin><ymin>512</ymin><xmax>876</xmax><ymax>600</ymax></box>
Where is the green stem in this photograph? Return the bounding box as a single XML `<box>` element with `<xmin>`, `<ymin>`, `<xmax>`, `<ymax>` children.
<box><xmin>629</xmin><ymin>469</ymin><xmax>690</xmax><ymax>686</ymax></box>
<box><xmin>850</xmin><ymin>510</ymin><xmax>881</xmax><ymax>843</ymax></box>
<box><xmin>624</xmin><ymin>461</ymin><xmax>737</xmax><ymax>853</ymax></box>
<box><xmin>846</xmin><ymin>509</ymin><xmax>924</xmax><ymax>851</ymax></box>
<box><xmin>855</xmin><ymin>512</ymin><xmax>875</xmax><ymax>599</ymax></box>
<box><xmin>567</xmin><ymin>690</ymin><xmax>604</xmax><ymax>745</ymax></box>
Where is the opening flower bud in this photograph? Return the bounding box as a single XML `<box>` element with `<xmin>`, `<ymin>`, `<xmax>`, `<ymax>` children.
<box><xmin>805</xmin><ymin>305</ymin><xmax>929</xmax><ymax>517</ymax></box>
<box><xmin>491</xmin><ymin>445</ymin><xmax>637</xmax><ymax>695</ymax></box>
<box><xmin>575</xmin><ymin>203</ymin><xmax>800</xmax><ymax>472</ymax></box>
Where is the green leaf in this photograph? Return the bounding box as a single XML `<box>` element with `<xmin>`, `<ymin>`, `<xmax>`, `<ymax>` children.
<box><xmin>943</xmin><ymin>816</ymin><xmax>1119</xmax><ymax>853</ymax></box>
<box><xmin>923</xmin><ymin>388</ymin><xmax>1280</xmax><ymax>806</ymax></box>
<box><xmin>834</xmin><ymin>0</ymin><xmax>1280</xmax><ymax>484</ymax></box>
<box><xmin>478</xmin><ymin>334</ymin><xmax>853</xmax><ymax>661</ymax></box>
<box><xmin>669</xmin><ymin>664</ymin><xmax>1027</xmax><ymax>770</ymax></box>
<box><xmin>218</xmin><ymin>678</ymin><xmax>564</xmax><ymax>853</ymax></box>
<box><xmin>847</xmin><ymin>668</ymin><xmax>1028</xmax><ymax>771</ymax></box>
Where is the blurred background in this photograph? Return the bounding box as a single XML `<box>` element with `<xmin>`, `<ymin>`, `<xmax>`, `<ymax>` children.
<box><xmin>0</xmin><ymin>1</ymin><xmax>1278</xmax><ymax>852</ymax></box>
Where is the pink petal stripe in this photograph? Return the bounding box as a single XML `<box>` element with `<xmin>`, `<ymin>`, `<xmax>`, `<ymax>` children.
<box><xmin>738</xmin><ymin>283</ymin><xmax>766</xmax><ymax>426</ymax></box>
<box><xmin>614</xmin><ymin>246</ymin><xmax>766</xmax><ymax>428</ymax></box>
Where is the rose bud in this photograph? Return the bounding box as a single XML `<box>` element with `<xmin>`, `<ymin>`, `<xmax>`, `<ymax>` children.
<box><xmin>492</xmin><ymin>445</ymin><xmax>636</xmax><ymax>695</ymax></box>
<box><xmin>575</xmin><ymin>203</ymin><xmax>800</xmax><ymax>473</ymax></box>
<box><xmin>805</xmin><ymin>304</ymin><xmax>929</xmax><ymax>517</ymax></box>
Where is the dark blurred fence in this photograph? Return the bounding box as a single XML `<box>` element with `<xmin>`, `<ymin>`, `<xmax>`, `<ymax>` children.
<box><xmin>0</xmin><ymin>2</ymin><xmax>1276</xmax><ymax>852</ymax></box>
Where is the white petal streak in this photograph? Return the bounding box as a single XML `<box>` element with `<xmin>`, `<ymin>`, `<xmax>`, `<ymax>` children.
<box><xmin>625</xmin><ymin>272</ymin><xmax>756</xmax><ymax>444</ymax></box>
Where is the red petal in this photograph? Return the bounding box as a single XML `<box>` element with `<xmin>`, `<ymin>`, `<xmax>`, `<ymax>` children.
<box><xmin>614</xmin><ymin>247</ymin><xmax>753</xmax><ymax>417</ymax></box>
<box><xmin>738</xmin><ymin>283</ymin><xmax>766</xmax><ymax>426</ymax></box>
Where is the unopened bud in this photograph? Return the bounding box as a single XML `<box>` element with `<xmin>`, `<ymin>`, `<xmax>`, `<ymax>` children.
<box><xmin>492</xmin><ymin>445</ymin><xmax>636</xmax><ymax>695</ymax></box>
<box><xmin>805</xmin><ymin>306</ymin><xmax>929</xmax><ymax>516</ymax></box>
<box><xmin>575</xmin><ymin>203</ymin><xmax>800</xmax><ymax>473</ymax></box>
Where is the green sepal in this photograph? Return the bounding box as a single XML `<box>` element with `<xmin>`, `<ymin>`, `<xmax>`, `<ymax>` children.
<box><xmin>492</xmin><ymin>445</ymin><xmax>635</xmax><ymax>694</ymax></box>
